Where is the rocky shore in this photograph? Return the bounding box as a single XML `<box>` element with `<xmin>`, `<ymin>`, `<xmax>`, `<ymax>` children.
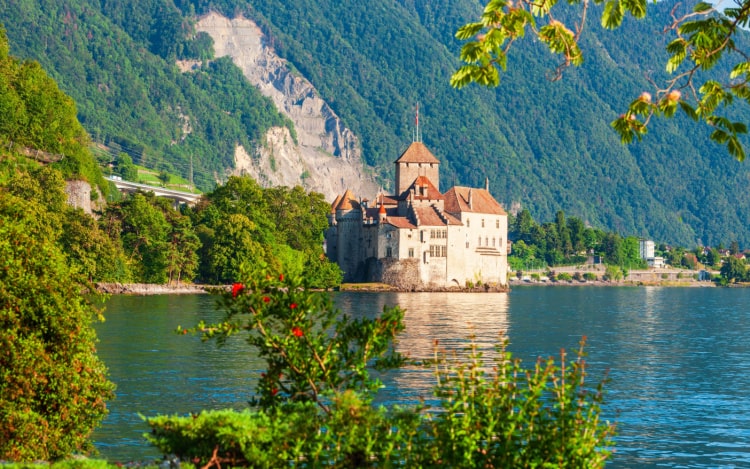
<box><xmin>96</xmin><ymin>283</ymin><xmax>212</xmax><ymax>295</ymax></box>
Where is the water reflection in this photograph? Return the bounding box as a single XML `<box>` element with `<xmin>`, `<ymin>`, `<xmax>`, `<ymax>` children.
<box><xmin>337</xmin><ymin>292</ymin><xmax>509</xmax><ymax>404</ymax></box>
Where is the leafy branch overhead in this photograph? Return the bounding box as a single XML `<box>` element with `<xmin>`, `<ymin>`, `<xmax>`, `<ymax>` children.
<box><xmin>452</xmin><ymin>0</ymin><xmax>750</xmax><ymax>161</ymax></box>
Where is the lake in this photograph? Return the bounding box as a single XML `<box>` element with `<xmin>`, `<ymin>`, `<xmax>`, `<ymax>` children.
<box><xmin>92</xmin><ymin>286</ymin><xmax>750</xmax><ymax>467</ymax></box>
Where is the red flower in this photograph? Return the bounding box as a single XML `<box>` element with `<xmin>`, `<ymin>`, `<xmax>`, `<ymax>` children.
<box><xmin>182</xmin><ymin>329</ymin><xmax>188</xmax><ymax>335</ymax></box>
<box><xmin>271</xmin><ymin>387</ymin><xmax>278</xmax><ymax>396</ymax></box>
<box><xmin>290</xmin><ymin>303</ymin><xmax>298</xmax><ymax>309</ymax></box>
<box><xmin>279</xmin><ymin>274</ymin><xmax>284</xmax><ymax>281</ymax></box>
<box><xmin>263</xmin><ymin>296</ymin><xmax>270</xmax><ymax>303</ymax></box>
<box><xmin>292</xmin><ymin>326</ymin><xmax>304</xmax><ymax>338</ymax></box>
<box><xmin>231</xmin><ymin>283</ymin><xmax>244</xmax><ymax>298</ymax></box>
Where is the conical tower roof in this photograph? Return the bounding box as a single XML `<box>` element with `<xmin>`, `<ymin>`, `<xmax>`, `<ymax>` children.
<box><xmin>335</xmin><ymin>189</ymin><xmax>360</xmax><ymax>211</ymax></box>
<box><xmin>394</xmin><ymin>141</ymin><xmax>440</xmax><ymax>164</ymax></box>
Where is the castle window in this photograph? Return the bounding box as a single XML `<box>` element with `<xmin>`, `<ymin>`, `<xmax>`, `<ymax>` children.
<box><xmin>386</xmin><ymin>247</ymin><xmax>393</xmax><ymax>257</ymax></box>
<box><xmin>496</xmin><ymin>219</ymin><xmax>500</xmax><ymax>229</ymax></box>
<box><xmin>486</xmin><ymin>237</ymin><xmax>489</xmax><ymax>246</ymax></box>
<box><xmin>408</xmin><ymin>248</ymin><xmax>414</xmax><ymax>258</ymax></box>
<box><xmin>482</xmin><ymin>219</ymin><xmax>485</xmax><ymax>228</ymax></box>
<box><xmin>478</xmin><ymin>236</ymin><xmax>481</xmax><ymax>246</ymax></box>
<box><xmin>429</xmin><ymin>245</ymin><xmax>446</xmax><ymax>257</ymax></box>
<box><xmin>492</xmin><ymin>238</ymin><xmax>496</xmax><ymax>247</ymax></box>
<box><xmin>386</xmin><ymin>232</ymin><xmax>392</xmax><ymax>239</ymax></box>
<box><xmin>467</xmin><ymin>219</ymin><xmax>470</xmax><ymax>228</ymax></box>
<box><xmin>441</xmin><ymin>246</ymin><xmax>447</xmax><ymax>257</ymax></box>
<box><xmin>466</xmin><ymin>241</ymin><xmax>470</xmax><ymax>248</ymax></box>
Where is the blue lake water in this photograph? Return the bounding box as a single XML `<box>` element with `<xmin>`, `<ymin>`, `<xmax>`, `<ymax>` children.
<box><xmin>92</xmin><ymin>286</ymin><xmax>750</xmax><ymax>467</ymax></box>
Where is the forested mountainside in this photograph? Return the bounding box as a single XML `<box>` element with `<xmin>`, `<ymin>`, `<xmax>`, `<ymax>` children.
<box><xmin>3</xmin><ymin>0</ymin><xmax>750</xmax><ymax>246</ymax></box>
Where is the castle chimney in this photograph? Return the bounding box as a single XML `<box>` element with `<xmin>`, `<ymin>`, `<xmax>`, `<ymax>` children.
<box><xmin>485</xmin><ymin>176</ymin><xmax>489</xmax><ymax>192</ymax></box>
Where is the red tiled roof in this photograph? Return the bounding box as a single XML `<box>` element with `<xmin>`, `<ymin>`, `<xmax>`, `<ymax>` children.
<box><xmin>413</xmin><ymin>206</ymin><xmax>444</xmax><ymax>226</ymax></box>
<box><xmin>394</xmin><ymin>142</ymin><xmax>440</xmax><ymax>164</ymax></box>
<box><xmin>411</xmin><ymin>205</ymin><xmax>463</xmax><ymax>227</ymax></box>
<box><xmin>335</xmin><ymin>189</ymin><xmax>360</xmax><ymax>211</ymax></box>
<box><xmin>443</xmin><ymin>186</ymin><xmax>506</xmax><ymax>215</ymax></box>
<box><xmin>381</xmin><ymin>195</ymin><xmax>398</xmax><ymax>205</ymax></box>
<box><xmin>330</xmin><ymin>194</ymin><xmax>342</xmax><ymax>213</ymax></box>
<box><xmin>398</xmin><ymin>175</ymin><xmax>444</xmax><ymax>200</ymax></box>
<box><xmin>385</xmin><ymin>216</ymin><xmax>417</xmax><ymax>229</ymax></box>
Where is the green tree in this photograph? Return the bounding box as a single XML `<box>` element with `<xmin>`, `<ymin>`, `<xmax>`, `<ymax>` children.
<box><xmin>706</xmin><ymin>247</ymin><xmax>721</xmax><ymax>268</ymax></box>
<box><xmin>720</xmin><ymin>255</ymin><xmax>747</xmax><ymax>283</ymax></box>
<box><xmin>453</xmin><ymin>0</ymin><xmax>750</xmax><ymax>160</ymax></box>
<box><xmin>116</xmin><ymin>192</ymin><xmax>170</xmax><ymax>283</ymax></box>
<box><xmin>115</xmin><ymin>153</ymin><xmax>138</xmax><ymax>182</ymax></box>
<box><xmin>601</xmin><ymin>232</ymin><xmax>624</xmax><ymax>265</ymax></box>
<box><xmin>730</xmin><ymin>240</ymin><xmax>741</xmax><ymax>255</ymax></box>
<box><xmin>0</xmin><ymin>192</ymin><xmax>114</xmax><ymax>461</ymax></box>
<box><xmin>5</xmin><ymin>166</ymin><xmax>130</xmax><ymax>283</ymax></box>
<box><xmin>568</xmin><ymin>216</ymin><xmax>587</xmax><ymax>254</ymax></box>
<box><xmin>512</xmin><ymin>208</ymin><xmax>535</xmax><ymax>243</ymax></box>
<box><xmin>164</xmin><ymin>209</ymin><xmax>201</xmax><ymax>285</ymax></box>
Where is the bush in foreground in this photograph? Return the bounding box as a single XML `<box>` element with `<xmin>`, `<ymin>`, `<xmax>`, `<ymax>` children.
<box><xmin>0</xmin><ymin>193</ymin><xmax>114</xmax><ymax>461</ymax></box>
<box><xmin>145</xmin><ymin>267</ymin><xmax>615</xmax><ymax>467</ymax></box>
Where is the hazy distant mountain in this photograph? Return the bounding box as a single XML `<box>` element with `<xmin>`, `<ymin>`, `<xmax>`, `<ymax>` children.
<box><xmin>2</xmin><ymin>0</ymin><xmax>750</xmax><ymax>246</ymax></box>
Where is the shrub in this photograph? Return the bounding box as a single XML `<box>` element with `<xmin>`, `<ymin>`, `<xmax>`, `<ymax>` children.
<box><xmin>557</xmin><ymin>272</ymin><xmax>573</xmax><ymax>282</ymax></box>
<box><xmin>583</xmin><ymin>272</ymin><xmax>598</xmax><ymax>281</ymax></box>
<box><xmin>0</xmin><ymin>194</ymin><xmax>114</xmax><ymax>461</ymax></box>
<box><xmin>146</xmin><ymin>269</ymin><xmax>616</xmax><ymax>467</ymax></box>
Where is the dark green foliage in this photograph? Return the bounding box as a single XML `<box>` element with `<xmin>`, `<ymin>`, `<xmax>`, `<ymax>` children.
<box><xmin>2</xmin><ymin>1</ymin><xmax>749</xmax><ymax>246</ymax></box>
<box><xmin>0</xmin><ymin>2</ymin><xmax>294</xmax><ymax>192</ymax></box>
<box><xmin>510</xmin><ymin>208</ymin><xmax>648</xmax><ymax>269</ymax></box>
<box><xmin>720</xmin><ymin>255</ymin><xmax>747</xmax><ymax>283</ymax></box>
<box><xmin>1</xmin><ymin>166</ymin><xmax>132</xmax><ymax>283</ymax></box>
<box><xmin>191</xmin><ymin>176</ymin><xmax>340</xmax><ymax>286</ymax></box>
<box><xmin>0</xmin><ymin>26</ymin><xmax>107</xmax><ymax>192</ymax></box>
<box><xmin>0</xmin><ymin>192</ymin><xmax>115</xmax><ymax>461</ymax></box>
<box><xmin>105</xmin><ymin>191</ymin><xmax>200</xmax><ymax>284</ymax></box>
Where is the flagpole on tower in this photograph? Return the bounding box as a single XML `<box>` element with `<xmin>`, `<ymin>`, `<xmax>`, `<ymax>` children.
<box><xmin>415</xmin><ymin>102</ymin><xmax>420</xmax><ymax>143</ymax></box>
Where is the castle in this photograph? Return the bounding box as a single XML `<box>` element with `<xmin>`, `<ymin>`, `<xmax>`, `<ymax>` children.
<box><xmin>326</xmin><ymin>141</ymin><xmax>509</xmax><ymax>290</ymax></box>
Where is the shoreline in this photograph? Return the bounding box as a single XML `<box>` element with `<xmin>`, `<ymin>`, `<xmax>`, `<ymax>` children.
<box><xmin>96</xmin><ymin>277</ymin><xmax>728</xmax><ymax>296</ymax></box>
<box><xmin>96</xmin><ymin>282</ymin><xmax>213</xmax><ymax>295</ymax></box>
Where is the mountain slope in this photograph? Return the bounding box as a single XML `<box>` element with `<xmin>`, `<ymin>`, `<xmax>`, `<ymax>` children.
<box><xmin>2</xmin><ymin>0</ymin><xmax>750</xmax><ymax>246</ymax></box>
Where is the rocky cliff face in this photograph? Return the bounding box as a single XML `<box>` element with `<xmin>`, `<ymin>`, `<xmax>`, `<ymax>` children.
<box><xmin>192</xmin><ymin>13</ymin><xmax>379</xmax><ymax>201</ymax></box>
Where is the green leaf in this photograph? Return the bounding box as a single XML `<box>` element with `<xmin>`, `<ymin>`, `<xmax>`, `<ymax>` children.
<box><xmin>601</xmin><ymin>0</ymin><xmax>625</xmax><ymax>29</ymax></box>
<box><xmin>711</xmin><ymin>128</ymin><xmax>729</xmax><ymax>144</ymax></box>
<box><xmin>621</xmin><ymin>0</ymin><xmax>647</xmax><ymax>19</ymax></box>
<box><xmin>679</xmin><ymin>101</ymin><xmax>699</xmax><ymax>121</ymax></box>
<box><xmin>730</xmin><ymin>62</ymin><xmax>750</xmax><ymax>79</ymax></box>
<box><xmin>456</xmin><ymin>23</ymin><xmax>486</xmax><ymax>40</ymax></box>
<box><xmin>727</xmin><ymin>136</ymin><xmax>746</xmax><ymax>161</ymax></box>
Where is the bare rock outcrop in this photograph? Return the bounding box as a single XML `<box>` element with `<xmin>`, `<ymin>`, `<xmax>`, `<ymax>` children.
<box><xmin>193</xmin><ymin>13</ymin><xmax>378</xmax><ymax>200</ymax></box>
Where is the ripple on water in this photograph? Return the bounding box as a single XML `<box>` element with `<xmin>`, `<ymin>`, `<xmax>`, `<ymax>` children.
<box><xmin>94</xmin><ymin>288</ymin><xmax>750</xmax><ymax>468</ymax></box>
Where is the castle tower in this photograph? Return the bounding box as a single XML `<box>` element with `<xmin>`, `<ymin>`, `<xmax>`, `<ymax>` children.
<box><xmin>334</xmin><ymin>189</ymin><xmax>362</xmax><ymax>281</ymax></box>
<box><xmin>394</xmin><ymin>142</ymin><xmax>440</xmax><ymax>197</ymax></box>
